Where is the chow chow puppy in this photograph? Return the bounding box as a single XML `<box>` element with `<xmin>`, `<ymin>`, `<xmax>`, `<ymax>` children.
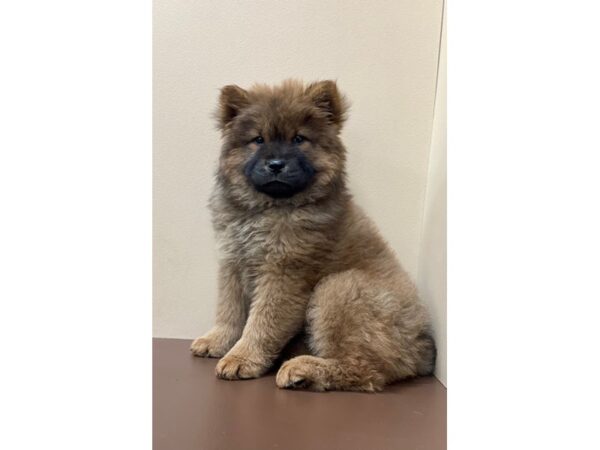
<box><xmin>190</xmin><ymin>79</ymin><xmax>436</xmax><ymax>392</ymax></box>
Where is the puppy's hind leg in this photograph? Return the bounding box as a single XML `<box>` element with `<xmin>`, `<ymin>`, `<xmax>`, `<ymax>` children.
<box><xmin>275</xmin><ymin>269</ymin><xmax>434</xmax><ymax>392</ymax></box>
<box><xmin>276</xmin><ymin>355</ymin><xmax>386</xmax><ymax>392</ymax></box>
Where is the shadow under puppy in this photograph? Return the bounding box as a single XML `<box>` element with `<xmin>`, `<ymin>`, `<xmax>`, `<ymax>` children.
<box><xmin>191</xmin><ymin>79</ymin><xmax>436</xmax><ymax>392</ymax></box>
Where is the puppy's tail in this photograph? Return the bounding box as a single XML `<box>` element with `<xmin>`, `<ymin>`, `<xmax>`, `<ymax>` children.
<box><xmin>415</xmin><ymin>331</ymin><xmax>437</xmax><ymax>376</ymax></box>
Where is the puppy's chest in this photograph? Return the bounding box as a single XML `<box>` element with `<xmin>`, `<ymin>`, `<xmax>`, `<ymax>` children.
<box><xmin>221</xmin><ymin>213</ymin><xmax>332</xmax><ymax>274</ymax></box>
<box><xmin>229</xmin><ymin>217</ymin><xmax>301</xmax><ymax>262</ymax></box>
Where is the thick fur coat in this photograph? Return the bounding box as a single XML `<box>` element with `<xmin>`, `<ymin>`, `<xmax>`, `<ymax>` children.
<box><xmin>190</xmin><ymin>80</ymin><xmax>435</xmax><ymax>392</ymax></box>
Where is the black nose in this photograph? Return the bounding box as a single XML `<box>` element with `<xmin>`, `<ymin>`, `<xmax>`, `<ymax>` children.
<box><xmin>266</xmin><ymin>159</ymin><xmax>286</xmax><ymax>173</ymax></box>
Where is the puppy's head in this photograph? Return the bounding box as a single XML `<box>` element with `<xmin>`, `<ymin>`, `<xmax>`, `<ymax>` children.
<box><xmin>215</xmin><ymin>80</ymin><xmax>349</xmax><ymax>208</ymax></box>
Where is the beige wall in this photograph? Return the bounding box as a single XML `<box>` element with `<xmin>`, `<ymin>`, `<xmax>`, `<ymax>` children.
<box><xmin>417</xmin><ymin>2</ymin><xmax>446</xmax><ymax>385</ymax></box>
<box><xmin>154</xmin><ymin>0</ymin><xmax>446</xmax><ymax>380</ymax></box>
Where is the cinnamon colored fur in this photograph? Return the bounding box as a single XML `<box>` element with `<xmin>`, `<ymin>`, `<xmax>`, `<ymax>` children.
<box><xmin>190</xmin><ymin>80</ymin><xmax>436</xmax><ymax>392</ymax></box>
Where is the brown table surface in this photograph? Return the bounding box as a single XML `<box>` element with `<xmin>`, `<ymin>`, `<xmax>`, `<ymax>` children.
<box><xmin>153</xmin><ymin>338</ymin><xmax>446</xmax><ymax>450</ymax></box>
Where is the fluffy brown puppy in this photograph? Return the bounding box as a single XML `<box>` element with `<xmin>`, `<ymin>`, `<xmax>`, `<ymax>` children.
<box><xmin>190</xmin><ymin>79</ymin><xmax>436</xmax><ymax>392</ymax></box>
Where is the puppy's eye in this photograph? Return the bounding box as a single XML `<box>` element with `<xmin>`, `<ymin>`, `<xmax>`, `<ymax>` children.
<box><xmin>252</xmin><ymin>136</ymin><xmax>264</xmax><ymax>144</ymax></box>
<box><xmin>292</xmin><ymin>135</ymin><xmax>305</xmax><ymax>144</ymax></box>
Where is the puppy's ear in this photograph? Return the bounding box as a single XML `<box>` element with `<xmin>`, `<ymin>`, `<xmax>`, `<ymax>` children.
<box><xmin>305</xmin><ymin>80</ymin><xmax>349</xmax><ymax>127</ymax></box>
<box><xmin>217</xmin><ymin>85</ymin><xmax>249</xmax><ymax>129</ymax></box>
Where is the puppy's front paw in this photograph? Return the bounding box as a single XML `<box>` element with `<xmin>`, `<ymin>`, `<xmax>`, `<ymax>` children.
<box><xmin>215</xmin><ymin>352</ymin><xmax>268</xmax><ymax>380</ymax></box>
<box><xmin>190</xmin><ymin>331</ymin><xmax>235</xmax><ymax>358</ymax></box>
